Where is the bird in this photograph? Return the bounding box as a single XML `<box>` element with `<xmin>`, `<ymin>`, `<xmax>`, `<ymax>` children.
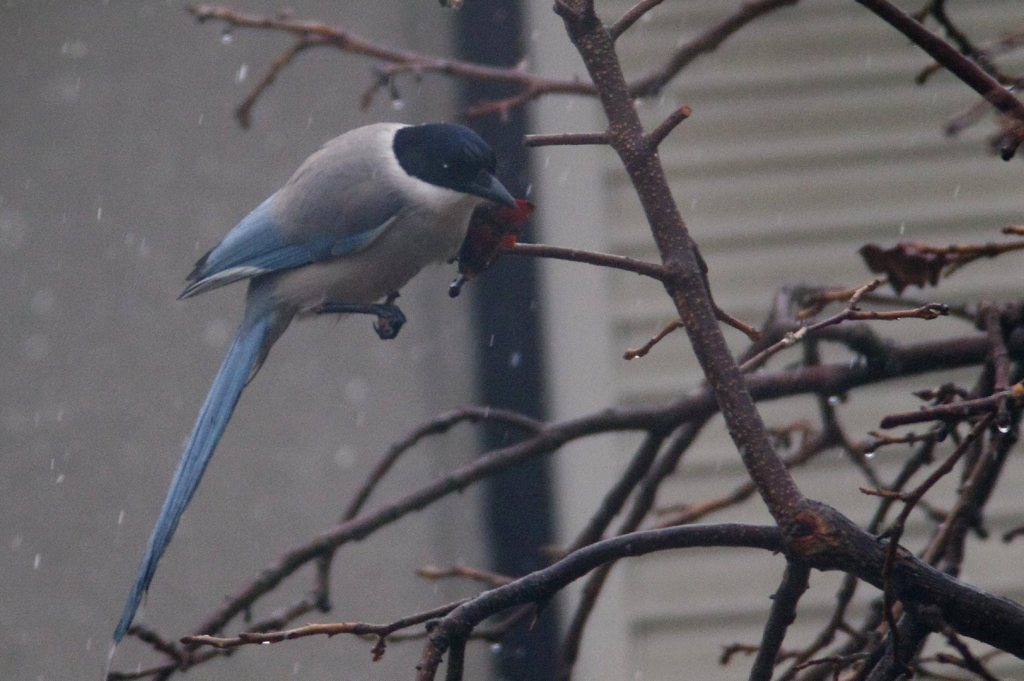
<box><xmin>112</xmin><ymin>122</ymin><xmax>516</xmax><ymax>644</ymax></box>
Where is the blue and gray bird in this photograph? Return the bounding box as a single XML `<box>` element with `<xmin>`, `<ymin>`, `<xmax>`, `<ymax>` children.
<box><xmin>112</xmin><ymin>122</ymin><xmax>515</xmax><ymax>643</ymax></box>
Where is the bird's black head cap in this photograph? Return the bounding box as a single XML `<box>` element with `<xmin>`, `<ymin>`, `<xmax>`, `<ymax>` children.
<box><xmin>394</xmin><ymin>123</ymin><xmax>512</xmax><ymax>205</ymax></box>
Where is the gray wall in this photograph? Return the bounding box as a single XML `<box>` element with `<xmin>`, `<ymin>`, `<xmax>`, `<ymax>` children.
<box><xmin>1</xmin><ymin>2</ymin><xmax>490</xmax><ymax>679</ymax></box>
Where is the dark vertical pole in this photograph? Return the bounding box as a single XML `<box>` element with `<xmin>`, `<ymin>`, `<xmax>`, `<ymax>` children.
<box><xmin>455</xmin><ymin>2</ymin><xmax>559</xmax><ymax>679</ymax></box>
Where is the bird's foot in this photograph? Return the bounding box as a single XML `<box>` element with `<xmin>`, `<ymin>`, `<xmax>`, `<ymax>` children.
<box><xmin>313</xmin><ymin>294</ymin><xmax>406</xmax><ymax>340</ymax></box>
<box><xmin>372</xmin><ymin>303</ymin><xmax>406</xmax><ymax>340</ymax></box>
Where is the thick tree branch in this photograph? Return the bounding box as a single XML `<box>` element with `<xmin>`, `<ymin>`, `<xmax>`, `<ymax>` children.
<box><xmin>416</xmin><ymin>524</ymin><xmax>785</xmax><ymax>681</ymax></box>
<box><xmin>106</xmin><ymin>328</ymin><xmax>989</xmax><ymax>673</ymax></box>
<box><xmin>557</xmin><ymin>0</ymin><xmax>804</xmax><ymax>532</ymax></box>
<box><xmin>748</xmin><ymin>561</ymin><xmax>811</xmax><ymax>681</ymax></box>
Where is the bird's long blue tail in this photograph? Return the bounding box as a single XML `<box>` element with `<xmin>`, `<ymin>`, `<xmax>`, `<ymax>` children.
<box><xmin>113</xmin><ymin>309</ymin><xmax>277</xmax><ymax>643</ymax></box>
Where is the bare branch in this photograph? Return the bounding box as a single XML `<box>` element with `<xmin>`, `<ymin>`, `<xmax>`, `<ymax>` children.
<box><xmin>416</xmin><ymin>524</ymin><xmax>785</xmax><ymax>681</ymax></box>
<box><xmin>556</xmin><ymin>422</ymin><xmax>706</xmax><ymax>681</ymax></box>
<box><xmin>654</xmin><ymin>428</ymin><xmax>837</xmax><ymax>529</ymax></box>
<box><xmin>188</xmin><ymin>3</ymin><xmax>594</xmax><ymax>120</ymax></box>
<box><xmin>623</xmin><ymin>319</ymin><xmax>683</xmax><ymax>360</ymax></box>
<box><xmin>107</xmin><ymin>327</ymin><xmax>994</xmax><ymax>679</ymax></box>
<box><xmin>189</xmin><ymin>1</ymin><xmax>803</xmax><ymax>125</ymax></box>
<box><xmin>879</xmin><ymin>383</ymin><xmax>1024</xmax><ymax>428</ymax></box>
<box><xmin>234</xmin><ymin>38</ymin><xmax>318</xmax><ymax>128</ymax></box>
<box><xmin>416</xmin><ymin>564</ymin><xmax>514</xmax><ymax>588</ymax></box>
<box><xmin>182</xmin><ymin>598</ymin><xmax>468</xmax><ymax>651</ymax></box>
<box><xmin>918</xmin><ymin>607</ymin><xmax>1002</xmax><ymax>681</ymax></box>
<box><xmin>188</xmin><ymin>405</ymin><xmax>685</xmax><ymax>639</ymax></box>
<box><xmin>503</xmin><ymin>242</ymin><xmax>667</xmax><ymax>280</ymax></box>
<box><xmin>853</xmin><ymin>0</ymin><xmax>1024</xmax><ymax>158</ymax></box>
<box><xmin>523</xmin><ymin>132</ymin><xmax>610</xmax><ymax>147</ymax></box>
<box><xmin>748</xmin><ymin>561</ymin><xmax>811</xmax><ymax>681</ymax></box>
<box><xmin>344</xmin><ymin>405</ymin><xmax>542</xmax><ymax>520</ymax></box>
<box><xmin>624</xmin><ymin>303</ymin><xmax>759</xmax><ymax>360</ymax></box>
<box><xmin>739</xmin><ymin>279</ymin><xmax>948</xmax><ymax>374</ymax></box>
<box><xmin>646</xmin><ymin>105</ymin><xmax>692</xmax><ymax>148</ymax></box>
<box><xmin>610</xmin><ymin>0</ymin><xmax>667</xmax><ymax>40</ymax></box>
<box><xmin>566</xmin><ymin>430</ymin><xmax>669</xmax><ymax>551</ymax></box>
<box><xmin>628</xmin><ymin>0</ymin><xmax>801</xmax><ymax>97</ymax></box>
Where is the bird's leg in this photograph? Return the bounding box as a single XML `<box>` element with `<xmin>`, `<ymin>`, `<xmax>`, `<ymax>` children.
<box><xmin>313</xmin><ymin>292</ymin><xmax>405</xmax><ymax>340</ymax></box>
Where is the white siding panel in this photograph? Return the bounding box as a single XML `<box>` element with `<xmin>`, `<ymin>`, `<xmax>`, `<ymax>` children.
<box><xmin>533</xmin><ymin>0</ymin><xmax>1024</xmax><ymax>678</ymax></box>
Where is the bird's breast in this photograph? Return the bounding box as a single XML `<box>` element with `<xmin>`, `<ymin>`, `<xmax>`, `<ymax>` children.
<box><xmin>272</xmin><ymin>196</ymin><xmax>480</xmax><ymax>312</ymax></box>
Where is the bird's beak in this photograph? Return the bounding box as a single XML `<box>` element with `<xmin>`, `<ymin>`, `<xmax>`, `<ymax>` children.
<box><xmin>470</xmin><ymin>170</ymin><xmax>517</xmax><ymax>208</ymax></box>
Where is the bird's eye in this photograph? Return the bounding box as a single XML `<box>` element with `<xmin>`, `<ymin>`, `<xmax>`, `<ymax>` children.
<box><xmin>441</xmin><ymin>162</ymin><xmax>450</xmax><ymax>170</ymax></box>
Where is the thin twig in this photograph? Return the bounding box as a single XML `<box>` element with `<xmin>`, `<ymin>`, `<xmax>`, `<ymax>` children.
<box><xmin>740</xmin><ymin>279</ymin><xmax>947</xmax><ymax>374</ymax></box>
<box><xmin>624</xmin><ymin>302</ymin><xmax>759</xmax><ymax>360</ymax></box>
<box><xmin>874</xmin><ymin>417</ymin><xmax>993</xmax><ymax>663</ymax></box>
<box><xmin>503</xmin><ymin>242</ymin><xmax>667</xmax><ymax>280</ymax></box>
<box><xmin>1004</xmin><ymin>525</ymin><xmax>1024</xmax><ymax>543</ymax></box>
<box><xmin>234</xmin><ymin>38</ymin><xmax>318</xmax><ymax>128</ymax></box>
<box><xmin>189</xmin><ymin>0</ymin><xmax>801</xmax><ymax>125</ymax></box>
<box><xmin>610</xmin><ymin>0</ymin><xmax>668</xmax><ymax>40</ymax></box>
<box><xmin>628</xmin><ymin>0</ymin><xmax>801</xmax><ymax>96</ymax></box>
<box><xmin>880</xmin><ymin>383</ymin><xmax>1024</xmax><ymax>428</ymax></box>
<box><xmin>623</xmin><ymin>319</ymin><xmax>683</xmax><ymax>360</ymax></box>
<box><xmin>416</xmin><ymin>564</ymin><xmax>514</xmax><ymax>588</ymax></box>
<box><xmin>182</xmin><ymin>598</ymin><xmax>468</xmax><ymax>650</ymax></box>
<box><xmin>344</xmin><ymin>406</ymin><xmax>542</xmax><ymax>521</ymax></box>
<box><xmin>523</xmin><ymin>132</ymin><xmax>610</xmax><ymax>147</ymax></box>
<box><xmin>918</xmin><ymin>607</ymin><xmax>1001</xmax><ymax>681</ymax></box>
<box><xmin>646</xmin><ymin>105</ymin><xmax>693</xmax><ymax>148</ymax></box>
<box><xmin>790</xmin><ymin>652</ymin><xmax>871</xmax><ymax>675</ymax></box>
<box><xmin>654</xmin><ymin>428</ymin><xmax>836</xmax><ymax>529</ymax></box>
<box><xmin>188</xmin><ymin>3</ymin><xmax>594</xmax><ymax>120</ymax></box>
<box><xmin>556</xmin><ymin>422</ymin><xmax>707</xmax><ymax>681</ymax></box>
<box><xmin>127</xmin><ymin>625</ymin><xmax>186</xmax><ymax>666</ymax></box>
<box><xmin>566</xmin><ymin>430</ymin><xmax>669</xmax><ymax>551</ymax></box>
<box><xmin>915</xmin><ymin>0</ymin><xmax>1011</xmax><ymax>85</ymax></box>
<box><xmin>920</xmin><ymin>431</ymin><xmax>994</xmax><ymax>565</ymax></box>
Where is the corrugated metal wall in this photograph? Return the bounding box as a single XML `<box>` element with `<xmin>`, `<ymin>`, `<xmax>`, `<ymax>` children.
<box><xmin>531</xmin><ymin>1</ymin><xmax>1024</xmax><ymax>679</ymax></box>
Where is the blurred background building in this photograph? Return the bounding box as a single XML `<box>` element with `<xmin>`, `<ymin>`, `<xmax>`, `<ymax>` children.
<box><xmin>534</xmin><ymin>2</ymin><xmax>1024</xmax><ymax>679</ymax></box>
<box><xmin>2</xmin><ymin>1</ymin><xmax>1023</xmax><ymax>680</ymax></box>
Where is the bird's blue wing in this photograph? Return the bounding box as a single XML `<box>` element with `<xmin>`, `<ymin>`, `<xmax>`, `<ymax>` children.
<box><xmin>181</xmin><ymin>189</ymin><xmax>399</xmax><ymax>299</ymax></box>
<box><xmin>181</xmin><ymin>130</ymin><xmax>411</xmax><ymax>299</ymax></box>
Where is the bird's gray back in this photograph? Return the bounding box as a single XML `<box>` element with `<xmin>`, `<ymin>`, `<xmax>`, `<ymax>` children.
<box><xmin>274</xmin><ymin>123</ymin><xmax>408</xmax><ymax>243</ymax></box>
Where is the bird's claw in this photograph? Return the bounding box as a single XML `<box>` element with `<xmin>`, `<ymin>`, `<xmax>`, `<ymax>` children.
<box><xmin>373</xmin><ymin>305</ymin><xmax>406</xmax><ymax>340</ymax></box>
